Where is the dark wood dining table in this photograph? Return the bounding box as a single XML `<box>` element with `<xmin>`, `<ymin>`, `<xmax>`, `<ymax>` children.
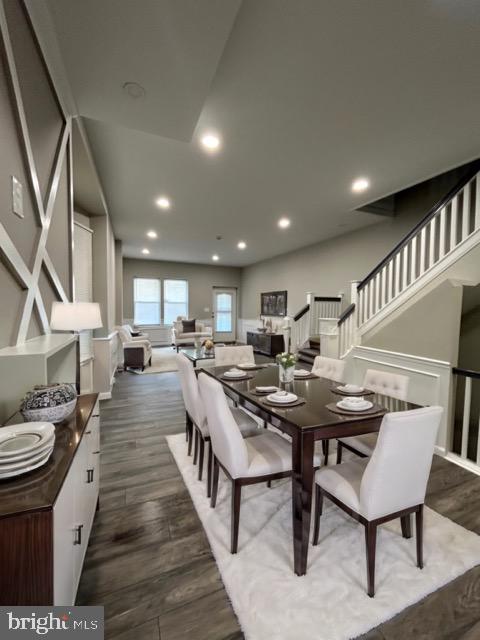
<box><xmin>201</xmin><ymin>363</ymin><xmax>417</xmax><ymax>576</ymax></box>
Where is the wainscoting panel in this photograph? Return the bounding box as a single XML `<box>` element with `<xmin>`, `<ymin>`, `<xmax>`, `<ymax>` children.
<box><xmin>345</xmin><ymin>345</ymin><xmax>452</xmax><ymax>453</ymax></box>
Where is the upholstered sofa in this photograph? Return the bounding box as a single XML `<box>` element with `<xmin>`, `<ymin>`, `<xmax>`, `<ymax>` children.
<box><xmin>116</xmin><ymin>325</ymin><xmax>152</xmax><ymax>371</ymax></box>
<box><xmin>171</xmin><ymin>317</ymin><xmax>212</xmax><ymax>351</ymax></box>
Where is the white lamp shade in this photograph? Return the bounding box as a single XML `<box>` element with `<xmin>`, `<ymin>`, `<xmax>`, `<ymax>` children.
<box><xmin>50</xmin><ymin>302</ymin><xmax>103</xmax><ymax>331</ymax></box>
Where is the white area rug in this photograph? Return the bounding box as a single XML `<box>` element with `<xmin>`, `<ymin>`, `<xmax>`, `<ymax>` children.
<box><xmin>167</xmin><ymin>432</ymin><xmax>480</xmax><ymax>640</ymax></box>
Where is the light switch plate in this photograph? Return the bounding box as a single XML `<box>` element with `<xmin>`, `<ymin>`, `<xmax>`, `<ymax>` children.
<box><xmin>12</xmin><ymin>176</ymin><xmax>24</xmax><ymax>218</ymax></box>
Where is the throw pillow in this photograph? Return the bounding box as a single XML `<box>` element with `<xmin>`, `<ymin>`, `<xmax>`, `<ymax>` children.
<box><xmin>182</xmin><ymin>319</ymin><xmax>196</xmax><ymax>333</ymax></box>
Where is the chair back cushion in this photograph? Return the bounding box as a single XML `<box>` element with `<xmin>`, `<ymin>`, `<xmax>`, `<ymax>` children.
<box><xmin>363</xmin><ymin>369</ymin><xmax>409</xmax><ymax>400</ymax></box>
<box><xmin>198</xmin><ymin>373</ymin><xmax>249</xmax><ymax>478</ymax></box>
<box><xmin>175</xmin><ymin>353</ymin><xmax>206</xmax><ymax>428</ymax></box>
<box><xmin>214</xmin><ymin>345</ymin><xmax>255</xmax><ymax>367</ymax></box>
<box><xmin>312</xmin><ymin>356</ymin><xmax>346</xmax><ymax>382</ymax></box>
<box><xmin>360</xmin><ymin>406</ymin><xmax>443</xmax><ymax>520</ymax></box>
<box><xmin>182</xmin><ymin>319</ymin><xmax>196</xmax><ymax>333</ymax></box>
<box><xmin>116</xmin><ymin>326</ymin><xmax>131</xmax><ymax>344</ymax></box>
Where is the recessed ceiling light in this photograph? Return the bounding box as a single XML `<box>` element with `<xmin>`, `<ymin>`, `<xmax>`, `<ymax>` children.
<box><xmin>156</xmin><ymin>196</ymin><xmax>171</xmax><ymax>209</ymax></box>
<box><xmin>212</xmin><ymin>254</ymin><xmax>219</xmax><ymax>261</ymax></box>
<box><xmin>351</xmin><ymin>177</ymin><xmax>370</xmax><ymax>193</ymax></box>
<box><xmin>201</xmin><ymin>132</ymin><xmax>221</xmax><ymax>152</ymax></box>
<box><xmin>237</xmin><ymin>241</ymin><xmax>247</xmax><ymax>250</ymax></box>
<box><xmin>278</xmin><ymin>217</ymin><xmax>291</xmax><ymax>229</ymax></box>
<box><xmin>142</xmin><ymin>248</ymin><xmax>150</xmax><ymax>255</ymax></box>
<box><xmin>146</xmin><ymin>230</ymin><xmax>158</xmax><ymax>239</ymax></box>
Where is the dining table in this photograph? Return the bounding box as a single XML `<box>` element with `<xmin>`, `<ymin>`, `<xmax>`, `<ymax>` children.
<box><xmin>201</xmin><ymin>363</ymin><xmax>418</xmax><ymax>576</ymax></box>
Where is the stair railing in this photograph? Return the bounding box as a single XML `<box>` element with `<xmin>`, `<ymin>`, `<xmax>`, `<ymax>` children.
<box><xmin>357</xmin><ymin>161</ymin><xmax>480</xmax><ymax>331</ymax></box>
<box><xmin>451</xmin><ymin>368</ymin><xmax>480</xmax><ymax>467</ymax></box>
<box><xmin>311</xmin><ymin>296</ymin><xmax>342</xmax><ymax>334</ymax></box>
<box><xmin>291</xmin><ymin>304</ymin><xmax>310</xmax><ymax>352</ymax></box>
<box><xmin>337</xmin><ymin>303</ymin><xmax>356</xmax><ymax>358</ymax></box>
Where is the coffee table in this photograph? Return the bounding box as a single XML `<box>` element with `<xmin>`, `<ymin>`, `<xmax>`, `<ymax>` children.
<box><xmin>180</xmin><ymin>347</ymin><xmax>215</xmax><ymax>368</ymax></box>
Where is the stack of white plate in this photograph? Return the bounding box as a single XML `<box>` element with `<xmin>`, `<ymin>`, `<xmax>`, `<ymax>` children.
<box><xmin>267</xmin><ymin>391</ymin><xmax>298</xmax><ymax>405</ymax></box>
<box><xmin>294</xmin><ymin>369</ymin><xmax>310</xmax><ymax>378</ymax></box>
<box><xmin>336</xmin><ymin>396</ymin><xmax>373</xmax><ymax>412</ymax></box>
<box><xmin>223</xmin><ymin>368</ymin><xmax>248</xmax><ymax>379</ymax></box>
<box><xmin>0</xmin><ymin>422</ymin><xmax>55</xmax><ymax>480</ymax></box>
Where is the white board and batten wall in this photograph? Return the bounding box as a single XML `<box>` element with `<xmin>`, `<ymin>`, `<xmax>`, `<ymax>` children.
<box><xmin>344</xmin><ymin>345</ymin><xmax>452</xmax><ymax>454</ymax></box>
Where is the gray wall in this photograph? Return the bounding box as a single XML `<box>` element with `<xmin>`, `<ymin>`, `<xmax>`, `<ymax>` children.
<box><xmin>91</xmin><ymin>214</ymin><xmax>117</xmax><ymax>336</ymax></box>
<box><xmin>123</xmin><ymin>258</ymin><xmax>241</xmax><ymax>321</ymax></box>
<box><xmin>240</xmin><ymin>170</ymin><xmax>467</xmax><ymax>318</ymax></box>
<box><xmin>0</xmin><ymin>0</ymin><xmax>71</xmax><ymax>348</ymax></box>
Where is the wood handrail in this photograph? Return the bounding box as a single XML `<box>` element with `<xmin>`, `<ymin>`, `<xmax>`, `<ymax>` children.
<box><xmin>357</xmin><ymin>159</ymin><xmax>480</xmax><ymax>291</ymax></box>
<box><xmin>293</xmin><ymin>304</ymin><xmax>310</xmax><ymax>322</ymax></box>
<box><xmin>337</xmin><ymin>303</ymin><xmax>355</xmax><ymax>326</ymax></box>
<box><xmin>452</xmin><ymin>367</ymin><xmax>480</xmax><ymax>380</ymax></box>
<box><xmin>314</xmin><ymin>296</ymin><xmax>342</xmax><ymax>302</ymax></box>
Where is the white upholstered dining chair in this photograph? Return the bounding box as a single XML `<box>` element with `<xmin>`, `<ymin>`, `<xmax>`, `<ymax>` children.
<box><xmin>198</xmin><ymin>372</ymin><xmax>322</xmax><ymax>553</ymax></box>
<box><xmin>214</xmin><ymin>345</ymin><xmax>255</xmax><ymax>367</ymax></box>
<box><xmin>312</xmin><ymin>355</ymin><xmax>346</xmax><ymax>383</ymax></box>
<box><xmin>336</xmin><ymin>369</ymin><xmax>410</xmax><ymax>463</ymax></box>
<box><xmin>176</xmin><ymin>354</ymin><xmax>259</xmax><ymax>495</ymax></box>
<box><xmin>314</xmin><ymin>406</ymin><xmax>443</xmax><ymax>597</ymax></box>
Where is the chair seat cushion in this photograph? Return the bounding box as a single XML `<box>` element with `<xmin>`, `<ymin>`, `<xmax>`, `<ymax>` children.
<box><xmin>315</xmin><ymin>458</ymin><xmax>369</xmax><ymax>514</ymax></box>
<box><xmin>339</xmin><ymin>433</ymin><xmax>378</xmax><ymax>456</ymax></box>
<box><xmin>245</xmin><ymin>432</ymin><xmax>322</xmax><ymax>477</ymax></box>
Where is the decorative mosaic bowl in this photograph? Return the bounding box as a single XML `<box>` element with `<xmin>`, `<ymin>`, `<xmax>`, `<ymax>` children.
<box><xmin>20</xmin><ymin>383</ymin><xmax>77</xmax><ymax>424</ymax></box>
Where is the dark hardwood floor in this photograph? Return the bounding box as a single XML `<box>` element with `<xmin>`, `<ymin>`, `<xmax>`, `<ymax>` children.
<box><xmin>77</xmin><ymin>363</ymin><xmax>480</xmax><ymax>640</ymax></box>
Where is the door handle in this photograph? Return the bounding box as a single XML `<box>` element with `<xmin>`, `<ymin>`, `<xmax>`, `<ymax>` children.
<box><xmin>87</xmin><ymin>468</ymin><xmax>94</xmax><ymax>483</ymax></box>
<box><xmin>74</xmin><ymin>524</ymin><xmax>84</xmax><ymax>545</ymax></box>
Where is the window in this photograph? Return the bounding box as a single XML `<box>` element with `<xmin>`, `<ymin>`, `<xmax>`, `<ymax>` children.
<box><xmin>164</xmin><ymin>279</ymin><xmax>188</xmax><ymax>325</ymax></box>
<box><xmin>215</xmin><ymin>293</ymin><xmax>232</xmax><ymax>332</ymax></box>
<box><xmin>134</xmin><ymin>278</ymin><xmax>161</xmax><ymax>325</ymax></box>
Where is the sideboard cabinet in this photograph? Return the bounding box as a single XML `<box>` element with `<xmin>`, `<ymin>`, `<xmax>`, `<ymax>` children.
<box><xmin>247</xmin><ymin>331</ymin><xmax>285</xmax><ymax>357</ymax></box>
<box><xmin>0</xmin><ymin>394</ymin><xmax>100</xmax><ymax>606</ymax></box>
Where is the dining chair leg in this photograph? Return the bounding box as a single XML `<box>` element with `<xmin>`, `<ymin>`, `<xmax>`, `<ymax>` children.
<box><xmin>207</xmin><ymin>442</ymin><xmax>213</xmax><ymax>498</ymax></box>
<box><xmin>416</xmin><ymin>505</ymin><xmax>424</xmax><ymax>569</ymax></box>
<box><xmin>193</xmin><ymin>427</ymin><xmax>199</xmax><ymax>465</ymax></box>
<box><xmin>210</xmin><ymin>456</ymin><xmax>220</xmax><ymax>508</ymax></box>
<box><xmin>401</xmin><ymin>514</ymin><xmax>412</xmax><ymax>539</ymax></box>
<box><xmin>312</xmin><ymin>485</ymin><xmax>323</xmax><ymax>545</ymax></box>
<box><xmin>322</xmin><ymin>439</ymin><xmax>330</xmax><ymax>466</ymax></box>
<box><xmin>198</xmin><ymin>435</ymin><xmax>205</xmax><ymax>481</ymax></box>
<box><xmin>336</xmin><ymin>442</ymin><xmax>343</xmax><ymax>464</ymax></box>
<box><xmin>365</xmin><ymin>522</ymin><xmax>378</xmax><ymax>598</ymax></box>
<box><xmin>185</xmin><ymin>411</ymin><xmax>189</xmax><ymax>442</ymax></box>
<box><xmin>187</xmin><ymin>416</ymin><xmax>193</xmax><ymax>456</ymax></box>
<box><xmin>266</xmin><ymin>480</ymin><xmax>272</xmax><ymax>488</ymax></box>
<box><xmin>231</xmin><ymin>480</ymin><xmax>242</xmax><ymax>554</ymax></box>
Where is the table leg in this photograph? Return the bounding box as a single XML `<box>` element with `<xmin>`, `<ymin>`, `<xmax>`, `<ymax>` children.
<box><xmin>291</xmin><ymin>430</ymin><xmax>315</xmax><ymax>576</ymax></box>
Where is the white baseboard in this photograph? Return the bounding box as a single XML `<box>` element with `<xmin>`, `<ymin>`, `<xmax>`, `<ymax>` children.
<box><xmin>98</xmin><ymin>391</ymin><xmax>112</xmax><ymax>400</ymax></box>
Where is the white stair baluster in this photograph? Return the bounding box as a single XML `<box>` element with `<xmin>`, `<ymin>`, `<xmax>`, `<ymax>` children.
<box><xmin>419</xmin><ymin>227</ymin><xmax>427</xmax><ymax>275</ymax></box>
<box><xmin>462</xmin><ymin>181</ymin><xmax>471</xmax><ymax>241</ymax></box>
<box><xmin>450</xmin><ymin>196</ymin><xmax>458</xmax><ymax>250</ymax></box>
<box><xmin>429</xmin><ymin>216</ymin><xmax>436</xmax><ymax>268</ymax></box>
<box><xmin>439</xmin><ymin>207</ymin><xmax>446</xmax><ymax>259</ymax></box>
<box><xmin>394</xmin><ymin>252</ymin><xmax>401</xmax><ymax>296</ymax></box>
<box><xmin>475</xmin><ymin>175</ymin><xmax>480</xmax><ymax>232</ymax></box>
<box><xmin>375</xmin><ymin>272</ymin><xmax>380</xmax><ymax>313</ymax></box>
<box><xmin>387</xmin><ymin>261</ymin><xmax>393</xmax><ymax>303</ymax></box>
<box><xmin>402</xmin><ymin>245</ymin><xmax>408</xmax><ymax>290</ymax></box>
<box><xmin>410</xmin><ymin>236</ymin><xmax>417</xmax><ymax>283</ymax></box>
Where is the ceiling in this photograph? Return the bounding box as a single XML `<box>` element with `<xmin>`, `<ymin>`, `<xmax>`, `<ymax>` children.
<box><xmin>39</xmin><ymin>0</ymin><xmax>480</xmax><ymax>266</ymax></box>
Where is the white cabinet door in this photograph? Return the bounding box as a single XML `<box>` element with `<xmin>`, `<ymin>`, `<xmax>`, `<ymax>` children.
<box><xmin>72</xmin><ymin>437</ymin><xmax>90</xmax><ymax>594</ymax></box>
<box><xmin>53</xmin><ymin>459</ymin><xmax>76</xmax><ymax>605</ymax></box>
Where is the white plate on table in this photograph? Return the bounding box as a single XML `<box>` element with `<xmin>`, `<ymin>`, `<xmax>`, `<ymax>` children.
<box><xmin>336</xmin><ymin>399</ymin><xmax>373</xmax><ymax>412</ymax></box>
<box><xmin>294</xmin><ymin>369</ymin><xmax>311</xmax><ymax>378</ymax></box>
<box><xmin>0</xmin><ymin>448</ymin><xmax>53</xmax><ymax>479</ymax></box>
<box><xmin>0</xmin><ymin>422</ymin><xmax>55</xmax><ymax>458</ymax></box>
<box><xmin>255</xmin><ymin>386</ymin><xmax>278</xmax><ymax>394</ymax></box>
<box><xmin>237</xmin><ymin>363</ymin><xmax>258</xmax><ymax>370</ymax></box>
<box><xmin>337</xmin><ymin>384</ymin><xmax>364</xmax><ymax>394</ymax></box>
<box><xmin>267</xmin><ymin>392</ymin><xmax>298</xmax><ymax>405</ymax></box>
<box><xmin>223</xmin><ymin>369</ymin><xmax>248</xmax><ymax>379</ymax></box>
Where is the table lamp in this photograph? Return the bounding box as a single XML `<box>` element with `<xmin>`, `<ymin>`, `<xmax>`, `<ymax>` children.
<box><xmin>50</xmin><ymin>302</ymin><xmax>103</xmax><ymax>393</ymax></box>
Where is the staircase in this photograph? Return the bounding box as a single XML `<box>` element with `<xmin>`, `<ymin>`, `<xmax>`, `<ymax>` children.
<box><xmin>297</xmin><ymin>337</ymin><xmax>320</xmax><ymax>365</ymax></box>
<box><xmin>338</xmin><ymin>160</ymin><xmax>480</xmax><ymax>357</ymax></box>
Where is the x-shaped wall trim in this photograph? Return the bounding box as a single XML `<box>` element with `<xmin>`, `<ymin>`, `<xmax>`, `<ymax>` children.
<box><xmin>0</xmin><ymin>2</ymin><xmax>71</xmax><ymax>346</ymax></box>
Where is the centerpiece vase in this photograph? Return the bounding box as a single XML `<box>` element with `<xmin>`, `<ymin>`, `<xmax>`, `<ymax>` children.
<box><xmin>279</xmin><ymin>365</ymin><xmax>295</xmax><ymax>384</ymax></box>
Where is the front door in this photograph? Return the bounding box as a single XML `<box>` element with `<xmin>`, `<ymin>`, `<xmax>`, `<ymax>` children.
<box><xmin>212</xmin><ymin>288</ymin><xmax>237</xmax><ymax>342</ymax></box>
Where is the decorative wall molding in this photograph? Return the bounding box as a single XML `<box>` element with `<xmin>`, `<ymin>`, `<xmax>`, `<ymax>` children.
<box><xmin>0</xmin><ymin>0</ymin><xmax>72</xmax><ymax>346</ymax></box>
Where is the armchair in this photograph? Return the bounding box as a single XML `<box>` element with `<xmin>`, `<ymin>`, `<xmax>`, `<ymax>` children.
<box><xmin>116</xmin><ymin>325</ymin><xmax>152</xmax><ymax>371</ymax></box>
<box><xmin>171</xmin><ymin>316</ymin><xmax>212</xmax><ymax>351</ymax></box>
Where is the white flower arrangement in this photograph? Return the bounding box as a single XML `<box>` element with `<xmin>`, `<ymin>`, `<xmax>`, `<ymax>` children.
<box><xmin>275</xmin><ymin>351</ymin><xmax>297</xmax><ymax>369</ymax></box>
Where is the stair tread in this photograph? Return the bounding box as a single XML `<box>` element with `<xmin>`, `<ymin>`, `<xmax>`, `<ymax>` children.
<box><xmin>299</xmin><ymin>347</ymin><xmax>320</xmax><ymax>356</ymax></box>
